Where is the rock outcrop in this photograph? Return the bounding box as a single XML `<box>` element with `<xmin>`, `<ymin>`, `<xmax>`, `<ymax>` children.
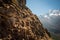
<box><xmin>0</xmin><ymin>0</ymin><xmax>52</xmax><ymax>40</ymax></box>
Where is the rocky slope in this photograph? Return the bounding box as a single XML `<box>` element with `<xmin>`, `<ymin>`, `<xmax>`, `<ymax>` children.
<box><xmin>0</xmin><ymin>0</ymin><xmax>52</xmax><ymax>40</ymax></box>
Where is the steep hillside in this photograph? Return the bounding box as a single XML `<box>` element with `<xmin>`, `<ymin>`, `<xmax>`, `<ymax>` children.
<box><xmin>0</xmin><ymin>0</ymin><xmax>52</xmax><ymax>40</ymax></box>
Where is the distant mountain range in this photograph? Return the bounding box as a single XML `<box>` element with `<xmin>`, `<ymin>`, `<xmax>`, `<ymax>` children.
<box><xmin>38</xmin><ymin>10</ymin><xmax>60</xmax><ymax>39</ymax></box>
<box><xmin>39</xmin><ymin>10</ymin><xmax>60</xmax><ymax>33</ymax></box>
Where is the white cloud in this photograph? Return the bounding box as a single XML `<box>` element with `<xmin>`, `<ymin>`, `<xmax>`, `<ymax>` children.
<box><xmin>43</xmin><ymin>9</ymin><xmax>60</xmax><ymax>20</ymax></box>
<box><xmin>44</xmin><ymin>15</ymin><xmax>48</xmax><ymax>18</ymax></box>
<box><xmin>42</xmin><ymin>9</ymin><xmax>60</xmax><ymax>19</ymax></box>
<box><xmin>49</xmin><ymin>13</ymin><xmax>60</xmax><ymax>16</ymax></box>
<box><xmin>44</xmin><ymin>15</ymin><xmax>50</xmax><ymax>19</ymax></box>
<box><xmin>58</xmin><ymin>13</ymin><xmax>60</xmax><ymax>16</ymax></box>
<box><xmin>49</xmin><ymin>10</ymin><xmax>60</xmax><ymax>16</ymax></box>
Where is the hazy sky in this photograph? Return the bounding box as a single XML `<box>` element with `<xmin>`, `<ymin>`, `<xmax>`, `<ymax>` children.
<box><xmin>26</xmin><ymin>0</ymin><xmax>60</xmax><ymax>16</ymax></box>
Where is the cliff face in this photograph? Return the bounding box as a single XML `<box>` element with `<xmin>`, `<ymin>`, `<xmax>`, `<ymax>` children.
<box><xmin>0</xmin><ymin>0</ymin><xmax>52</xmax><ymax>40</ymax></box>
